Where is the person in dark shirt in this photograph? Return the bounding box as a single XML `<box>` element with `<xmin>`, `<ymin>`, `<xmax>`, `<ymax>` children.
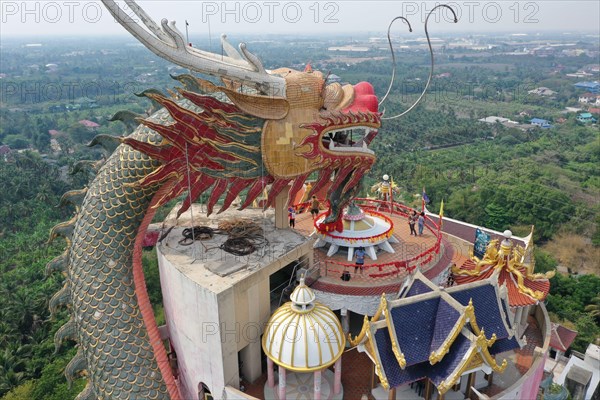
<box><xmin>354</xmin><ymin>247</ymin><xmax>366</xmax><ymax>274</ymax></box>
<box><xmin>408</xmin><ymin>210</ymin><xmax>418</xmax><ymax>236</ymax></box>
<box><xmin>288</xmin><ymin>207</ymin><xmax>296</xmax><ymax>228</ymax></box>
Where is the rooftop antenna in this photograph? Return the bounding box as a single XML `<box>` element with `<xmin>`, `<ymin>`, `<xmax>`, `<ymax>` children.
<box><xmin>185</xmin><ymin>20</ymin><xmax>190</xmax><ymax>45</ymax></box>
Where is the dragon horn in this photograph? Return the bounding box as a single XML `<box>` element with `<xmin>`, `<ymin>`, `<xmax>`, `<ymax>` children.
<box><xmin>102</xmin><ymin>0</ymin><xmax>287</xmax><ymax>96</ymax></box>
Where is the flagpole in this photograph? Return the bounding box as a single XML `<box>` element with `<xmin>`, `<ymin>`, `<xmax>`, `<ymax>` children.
<box><xmin>390</xmin><ymin>176</ymin><xmax>394</xmax><ymax>215</ymax></box>
<box><xmin>438</xmin><ymin>199</ymin><xmax>444</xmax><ymax>232</ymax></box>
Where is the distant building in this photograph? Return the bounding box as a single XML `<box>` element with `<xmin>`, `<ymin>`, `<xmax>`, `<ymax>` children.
<box><xmin>531</xmin><ymin>118</ymin><xmax>553</xmax><ymax>128</ymax></box>
<box><xmin>528</xmin><ymin>87</ymin><xmax>556</xmax><ymax>96</ymax></box>
<box><xmin>574</xmin><ymin>81</ymin><xmax>600</xmax><ymax>93</ymax></box>
<box><xmin>565</xmin><ymin>107</ymin><xmax>583</xmax><ymax>113</ymax></box>
<box><xmin>588</xmin><ymin>107</ymin><xmax>600</xmax><ymax>115</ymax></box>
<box><xmin>578</xmin><ymin>93</ymin><xmax>600</xmax><ymax>104</ymax></box>
<box><xmin>577</xmin><ymin>113</ymin><xmax>597</xmax><ymax>123</ymax></box>
<box><xmin>79</xmin><ymin>119</ymin><xmax>100</xmax><ymax>128</ymax></box>
<box><xmin>326</xmin><ymin>73</ymin><xmax>342</xmax><ymax>83</ymax></box>
<box><xmin>479</xmin><ymin>116</ymin><xmax>510</xmax><ymax>124</ymax></box>
<box><xmin>327</xmin><ymin>45</ymin><xmax>370</xmax><ymax>52</ymax></box>
<box><xmin>549</xmin><ymin>323</ymin><xmax>578</xmax><ymax>360</ymax></box>
<box><xmin>555</xmin><ymin>344</ymin><xmax>600</xmax><ymax>400</ymax></box>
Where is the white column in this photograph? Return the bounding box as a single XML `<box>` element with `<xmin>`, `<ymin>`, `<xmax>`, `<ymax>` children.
<box><xmin>267</xmin><ymin>358</ymin><xmax>275</xmax><ymax>388</ymax></box>
<box><xmin>514</xmin><ymin>307</ymin><xmax>523</xmax><ymax>337</ymax></box>
<box><xmin>341</xmin><ymin>308</ymin><xmax>350</xmax><ymax>336</ymax></box>
<box><xmin>334</xmin><ymin>358</ymin><xmax>342</xmax><ymax>394</ymax></box>
<box><xmin>278</xmin><ymin>366</ymin><xmax>286</xmax><ymax>400</ymax></box>
<box><xmin>314</xmin><ymin>369</ymin><xmax>322</xmax><ymax>400</ymax></box>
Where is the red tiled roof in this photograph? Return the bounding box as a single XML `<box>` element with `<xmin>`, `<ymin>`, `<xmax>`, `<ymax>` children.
<box><xmin>453</xmin><ymin>259</ymin><xmax>550</xmax><ymax>307</ymax></box>
<box><xmin>78</xmin><ymin>119</ymin><xmax>100</xmax><ymax>128</ymax></box>
<box><xmin>549</xmin><ymin>323</ymin><xmax>578</xmax><ymax>352</ymax></box>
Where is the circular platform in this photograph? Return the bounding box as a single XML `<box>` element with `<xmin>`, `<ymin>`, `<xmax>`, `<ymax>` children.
<box><xmin>313</xmin><ymin>203</ymin><xmax>398</xmax><ymax>261</ymax></box>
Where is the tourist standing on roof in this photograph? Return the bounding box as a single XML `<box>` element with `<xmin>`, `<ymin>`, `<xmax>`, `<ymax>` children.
<box><xmin>310</xmin><ymin>196</ymin><xmax>320</xmax><ymax>220</ymax></box>
<box><xmin>288</xmin><ymin>207</ymin><xmax>296</xmax><ymax>229</ymax></box>
<box><xmin>354</xmin><ymin>247</ymin><xmax>365</xmax><ymax>274</ymax></box>
<box><xmin>409</xmin><ymin>210</ymin><xmax>418</xmax><ymax>236</ymax></box>
<box><xmin>418</xmin><ymin>211</ymin><xmax>425</xmax><ymax>236</ymax></box>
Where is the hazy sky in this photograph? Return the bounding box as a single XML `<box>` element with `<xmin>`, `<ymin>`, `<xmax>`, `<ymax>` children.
<box><xmin>1</xmin><ymin>1</ymin><xmax>599</xmax><ymax>37</ymax></box>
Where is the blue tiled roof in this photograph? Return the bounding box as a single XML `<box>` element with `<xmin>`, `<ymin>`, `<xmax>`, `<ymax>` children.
<box><xmin>375</xmin><ymin>327</ymin><xmax>404</xmax><ymax>387</ymax></box>
<box><xmin>490</xmin><ymin>336</ymin><xmax>520</xmax><ymax>355</ymax></box>
<box><xmin>431</xmin><ymin>299</ymin><xmax>461</xmax><ymax>351</ymax></box>
<box><xmin>449</xmin><ymin>284</ymin><xmax>509</xmax><ymax>339</ymax></box>
<box><xmin>376</xmin><ymin>327</ymin><xmax>473</xmax><ymax>389</ymax></box>
<box><xmin>405</xmin><ymin>279</ymin><xmax>435</xmax><ymax>298</ymax></box>
<box><xmin>429</xmin><ymin>334</ymin><xmax>472</xmax><ymax>386</ymax></box>
<box><xmin>375</xmin><ymin>327</ymin><xmax>427</xmax><ymax>388</ymax></box>
<box><xmin>390</xmin><ymin>297</ymin><xmax>440</xmax><ymax>366</ymax></box>
<box><xmin>501</xmin><ymin>297</ymin><xmax>512</xmax><ymax>330</ymax></box>
<box><xmin>370</xmin><ymin>276</ymin><xmax>516</xmax><ymax>392</ymax></box>
<box><xmin>531</xmin><ymin>118</ymin><xmax>548</xmax><ymax>124</ymax></box>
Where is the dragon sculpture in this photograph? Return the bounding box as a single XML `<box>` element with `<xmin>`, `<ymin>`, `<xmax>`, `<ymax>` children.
<box><xmin>45</xmin><ymin>1</ymin><xmax>456</xmax><ymax>399</ymax></box>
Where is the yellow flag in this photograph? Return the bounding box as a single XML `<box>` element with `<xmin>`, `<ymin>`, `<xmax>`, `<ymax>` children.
<box><xmin>439</xmin><ymin>199</ymin><xmax>444</xmax><ymax>228</ymax></box>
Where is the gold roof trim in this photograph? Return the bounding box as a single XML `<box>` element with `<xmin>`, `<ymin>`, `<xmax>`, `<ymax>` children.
<box><xmin>381</xmin><ymin>296</ymin><xmax>406</xmax><ymax>368</ymax></box>
<box><xmin>368</xmin><ymin>319</ymin><xmax>391</xmax><ymax>390</ymax></box>
<box><xmin>436</xmin><ymin>329</ymin><xmax>508</xmax><ymax>395</ymax></box>
<box><xmin>348</xmin><ymin>293</ymin><xmax>386</xmax><ymax>347</ymax></box>
<box><xmin>429</xmin><ymin>300</ymin><xmax>475</xmax><ymax>365</ymax></box>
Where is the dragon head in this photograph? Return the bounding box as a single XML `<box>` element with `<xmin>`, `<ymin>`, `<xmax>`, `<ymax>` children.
<box><xmin>227</xmin><ymin>67</ymin><xmax>381</xmax><ymax>231</ymax></box>
<box><xmin>104</xmin><ymin>0</ymin><xmax>380</xmax><ymax>231</ymax></box>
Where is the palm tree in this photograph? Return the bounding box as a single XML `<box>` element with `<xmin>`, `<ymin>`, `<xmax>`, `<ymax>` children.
<box><xmin>0</xmin><ymin>369</ymin><xmax>26</xmax><ymax>394</ymax></box>
<box><xmin>585</xmin><ymin>295</ymin><xmax>600</xmax><ymax>320</ymax></box>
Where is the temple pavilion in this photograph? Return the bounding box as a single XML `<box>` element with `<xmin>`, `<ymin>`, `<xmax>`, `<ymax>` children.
<box><xmin>349</xmin><ymin>270</ymin><xmax>521</xmax><ymax>399</ymax></box>
<box><xmin>262</xmin><ymin>277</ymin><xmax>345</xmax><ymax>400</ymax></box>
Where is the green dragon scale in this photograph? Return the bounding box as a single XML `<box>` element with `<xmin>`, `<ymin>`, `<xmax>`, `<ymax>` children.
<box><xmin>53</xmin><ymin>109</ymin><xmax>169</xmax><ymax>399</ymax></box>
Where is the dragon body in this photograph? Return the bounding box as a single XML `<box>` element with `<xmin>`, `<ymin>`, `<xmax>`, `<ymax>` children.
<box><xmin>50</xmin><ymin>55</ymin><xmax>381</xmax><ymax>400</ymax></box>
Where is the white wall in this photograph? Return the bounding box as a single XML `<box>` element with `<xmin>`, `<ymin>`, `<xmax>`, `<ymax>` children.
<box><xmin>158</xmin><ymin>250</ymin><xmax>228</xmax><ymax>400</ymax></box>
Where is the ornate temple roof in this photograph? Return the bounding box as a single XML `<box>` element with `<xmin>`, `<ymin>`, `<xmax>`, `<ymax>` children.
<box><xmin>452</xmin><ymin>229</ymin><xmax>554</xmax><ymax>307</ymax></box>
<box><xmin>350</xmin><ymin>271</ymin><xmax>520</xmax><ymax>395</ymax></box>
<box><xmin>262</xmin><ymin>277</ymin><xmax>345</xmax><ymax>372</ymax></box>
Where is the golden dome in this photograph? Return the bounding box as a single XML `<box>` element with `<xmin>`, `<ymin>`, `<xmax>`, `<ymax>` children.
<box><xmin>262</xmin><ymin>278</ymin><xmax>345</xmax><ymax>372</ymax></box>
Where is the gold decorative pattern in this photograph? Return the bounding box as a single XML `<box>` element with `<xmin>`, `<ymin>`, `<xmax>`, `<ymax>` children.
<box><xmin>348</xmin><ymin>293</ymin><xmax>386</xmax><ymax>347</ymax></box>
<box><xmin>453</xmin><ymin>235</ymin><xmax>554</xmax><ymax>303</ymax></box>
<box><xmin>429</xmin><ymin>305</ymin><xmax>471</xmax><ymax>364</ymax></box>
<box><xmin>381</xmin><ymin>296</ymin><xmax>406</xmax><ymax>369</ymax></box>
